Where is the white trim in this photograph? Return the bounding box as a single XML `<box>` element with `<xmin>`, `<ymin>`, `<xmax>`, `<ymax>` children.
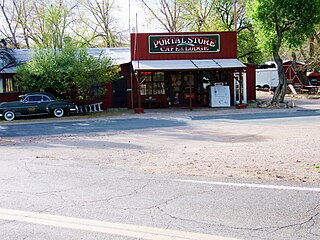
<box><xmin>132</xmin><ymin>59</ymin><xmax>246</xmax><ymax>71</ymax></box>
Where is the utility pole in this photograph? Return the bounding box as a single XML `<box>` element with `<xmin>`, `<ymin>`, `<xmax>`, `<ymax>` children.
<box><xmin>233</xmin><ymin>0</ymin><xmax>237</xmax><ymax>31</ymax></box>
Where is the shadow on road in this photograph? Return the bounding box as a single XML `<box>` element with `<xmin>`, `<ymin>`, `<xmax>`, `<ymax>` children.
<box><xmin>0</xmin><ymin>118</ymin><xmax>186</xmax><ymax>138</ymax></box>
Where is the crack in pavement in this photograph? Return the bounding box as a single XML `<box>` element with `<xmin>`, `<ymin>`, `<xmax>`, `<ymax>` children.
<box><xmin>81</xmin><ymin>183</ymin><xmax>150</xmax><ymax>206</ymax></box>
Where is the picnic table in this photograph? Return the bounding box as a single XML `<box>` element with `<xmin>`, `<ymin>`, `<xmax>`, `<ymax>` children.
<box><xmin>299</xmin><ymin>85</ymin><xmax>319</xmax><ymax>94</ymax></box>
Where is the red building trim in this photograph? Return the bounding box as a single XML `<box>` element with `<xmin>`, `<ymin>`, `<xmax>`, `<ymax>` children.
<box><xmin>131</xmin><ymin>31</ymin><xmax>238</xmax><ymax>61</ymax></box>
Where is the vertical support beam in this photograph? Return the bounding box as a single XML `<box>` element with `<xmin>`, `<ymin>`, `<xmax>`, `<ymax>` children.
<box><xmin>189</xmin><ymin>74</ymin><xmax>193</xmax><ymax>111</ymax></box>
<box><xmin>234</xmin><ymin>0</ymin><xmax>237</xmax><ymax>32</ymax></box>
<box><xmin>239</xmin><ymin>70</ymin><xmax>243</xmax><ymax>105</ymax></box>
<box><xmin>135</xmin><ymin>71</ymin><xmax>142</xmax><ymax>109</ymax></box>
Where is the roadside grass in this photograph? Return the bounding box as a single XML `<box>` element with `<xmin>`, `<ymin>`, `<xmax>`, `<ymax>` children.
<box><xmin>315</xmin><ymin>165</ymin><xmax>320</xmax><ymax>173</ymax></box>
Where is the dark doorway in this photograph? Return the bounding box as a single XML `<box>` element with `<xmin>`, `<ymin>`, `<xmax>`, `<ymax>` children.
<box><xmin>168</xmin><ymin>72</ymin><xmax>203</xmax><ymax>106</ymax></box>
<box><xmin>112</xmin><ymin>77</ymin><xmax>127</xmax><ymax>107</ymax></box>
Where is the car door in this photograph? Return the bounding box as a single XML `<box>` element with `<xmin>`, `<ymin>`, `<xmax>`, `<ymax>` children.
<box><xmin>38</xmin><ymin>95</ymin><xmax>52</xmax><ymax>113</ymax></box>
<box><xmin>20</xmin><ymin>95</ymin><xmax>43</xmax><ymax>115</ymax></box>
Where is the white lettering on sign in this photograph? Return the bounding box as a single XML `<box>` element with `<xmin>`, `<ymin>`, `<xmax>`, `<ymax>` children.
<box><xmin>153</xmin><ymin>36</ymin><xmax>216</xmax><ymax>49</ymax></box>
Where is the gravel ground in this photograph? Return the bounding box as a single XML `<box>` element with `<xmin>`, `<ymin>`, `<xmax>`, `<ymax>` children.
<box><xmin>1</xmin><ymin>91</ymin><xmax>320</xmax><ymax>183</ymax></box>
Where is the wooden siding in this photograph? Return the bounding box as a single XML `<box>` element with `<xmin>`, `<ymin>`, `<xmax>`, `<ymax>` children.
<box><xmin>131</xmin><ymin>31</ymin><xmax>237</xmax><ymax>60</ymax></box>
<box><xmin>246</xmin><ymin>64</ymin><xmax>256</xmax><ymax>101</ymax></box>
<box><xmin>283</xmin><ymin>61</ymin><xmax>304</xmax><ymax>84</ymax></box>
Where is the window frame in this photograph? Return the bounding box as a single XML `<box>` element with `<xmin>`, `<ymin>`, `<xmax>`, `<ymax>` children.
<box><xmin>140</xmin><ymin>71</ymin><xmax>166</xmax><ymax>96</ymax></box>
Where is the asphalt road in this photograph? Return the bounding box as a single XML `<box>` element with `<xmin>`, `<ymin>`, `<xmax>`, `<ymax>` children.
<box><xmin>0</xmin><ymin>110</ymin><xmax>319</xmax><ymax>240</ymax></box>
<box><xmin>0</xmin><ymin>161</ymin><xmax>319</xmax><ymax>240</ymax></box>
<box><xmin>0</xmin><ymin>118</ymin><xmax>186</xmax><ymax>137</ymax></box>
<box><xmin>1</xmin><ymin>109</ymin><xmax>320</xmax><ymax>138</ymax></box>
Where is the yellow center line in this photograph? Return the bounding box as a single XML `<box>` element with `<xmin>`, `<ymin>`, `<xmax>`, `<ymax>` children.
<box><xmin>0</xmin><ymin>208</ymin><xmax>241</xmax><ymax>240</ymax></box>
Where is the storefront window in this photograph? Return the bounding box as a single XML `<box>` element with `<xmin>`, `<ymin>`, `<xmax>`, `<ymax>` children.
<box><xmin>153</xmin><ymin>72</ymin><xmax>165</xmax><ymax>95</ymax></box>
<box><xmin>140</xmin><ymin>72</ymin><xmax>165</xmax><ymax>95</ymax></box>
<box><xmin>0</xmin><ymin>78</ymin><xmax>19</xmax><ymax>93</ymax></box>
<box><xmin>140</xmin><ymin>72</ymin><xmax>152</xmax><ymax>95</ymax></box>
<box><xmin>202</xmin><ymin>71</ymin><xmax>228</xmax><ymax>86</ymax></box>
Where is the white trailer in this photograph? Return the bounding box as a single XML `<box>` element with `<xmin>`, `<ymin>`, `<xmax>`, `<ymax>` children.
<box><xmin>255</xmin><ymin>68</ymin><xmax>279</xmax><ymax>90</ymax></box>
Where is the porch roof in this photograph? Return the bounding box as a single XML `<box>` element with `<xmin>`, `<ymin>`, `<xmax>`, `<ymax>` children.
<box><xmin>132</xmin><ymin>59</ymin><xmax>246</xmax><ymax>71</ymax></box>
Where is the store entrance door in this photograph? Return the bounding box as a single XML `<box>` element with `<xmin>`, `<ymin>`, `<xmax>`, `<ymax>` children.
<box><xmin>180</xmin><ymin>72</ymin><xmax>195</xmax><ymax>105</ymax></box>
<box><xmin>168</xmin><ymin>72</ymin><xmax>203</xmax><ymax>107</ymax></box>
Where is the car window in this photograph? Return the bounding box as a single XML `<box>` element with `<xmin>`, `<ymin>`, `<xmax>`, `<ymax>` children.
<box><xmin>27</xmin><ymin>96</ymin><xmax>42</xmax><ymax>102</ymax></box>
<box><xmin>42</xmin><ymin>96</ymin><xmax>51</xmax><ymax>102</ymax></box>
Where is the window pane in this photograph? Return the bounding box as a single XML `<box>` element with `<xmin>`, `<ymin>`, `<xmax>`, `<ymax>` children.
<box><xmin>153</xmin><ymin>72</ymin><xmax>165</xmax><ymax>82</ymax></box>
<box><xmin>141</xmin><ymin>84</ymin><xmax>147</xmax><ymax>95</ymax></box>
<box><xmin>141</xmin><ymin>73</ymin><xmax>152</xmax><ymax>83</ymax></box>
<box><xmin>42</xmin><ymin>96</ymin><xmax>50</xmax><ymax>102</ymax></box>
<box><xmin>28</xmin><ymin>96</ymin><xmax>42</xmax><ymax>102</ymax></box>
<box><xmin>0</xmin><ymin>78</ymin><xmax>3</xmax><ymax>93</ymax></box>
<box><xmin>1</xmin><ymin>78</ymin><xmax>18</xmax><ymax>93</ymax></box>
<box><xmin>146</xmin><ymin>83</ymin><xmax>153</xmax><ymax>95</ymax></box>
<box><xmin>153</xmin><ymin>82</ymin><xmax>165</xmax><ymax>95</ymax></box>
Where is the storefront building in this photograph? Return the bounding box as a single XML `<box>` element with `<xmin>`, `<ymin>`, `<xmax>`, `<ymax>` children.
<box><xmin>0</xmin><ymin>31</ymin><xmax>256</xmax><ymax>110</ymax></box>
<box><xmin>130</xmin><ymin>31</ymin><xmax>256</xmax><ymax>109</ymax></box>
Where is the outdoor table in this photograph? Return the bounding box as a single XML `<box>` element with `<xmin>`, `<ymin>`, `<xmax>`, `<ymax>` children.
<box><xmin>300</xmin><ymin>86</ymin><xmax>319</xmax><ymax>94</ymax></box>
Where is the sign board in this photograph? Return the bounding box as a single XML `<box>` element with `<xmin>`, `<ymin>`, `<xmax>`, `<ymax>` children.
<box><xmin>149</xmin><ymin>34</ymin><xmax>220</xmax><ymax>54</ymax></box>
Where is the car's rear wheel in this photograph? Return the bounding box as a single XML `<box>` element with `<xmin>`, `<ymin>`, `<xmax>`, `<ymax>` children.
<box><xmin>4</xmin><ymin>111</ymin><xmax>15</xmax><ymax>121</ymax></box>
<box><xmin>53</xmin><ymin>108</ymin><xmax>64</xmax><ymax>118</ymax></box>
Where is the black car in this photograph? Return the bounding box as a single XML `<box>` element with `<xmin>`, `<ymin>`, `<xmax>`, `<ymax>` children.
<box><xmin>0</xmin><ymin>92</ymin><xmax>78</xmax><ymax>121</ymax></box>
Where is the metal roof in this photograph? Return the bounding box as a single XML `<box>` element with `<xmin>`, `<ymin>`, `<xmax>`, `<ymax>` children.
<box><xmin>1</xmin><ymin>47</ymin><xmax>131</xmax><ymax>74</ymax></box>
<box><xmin>87</xmin><ymin>47</ymin><xmax>131</xmax><ymax>65</ymax></box>
<box><xmin>132</xmin><ymin>59</ymin><xmax>246</xmax><ymax>71</ymax></box>
<box><xmin>1</xmin><ymin>48</ymin><xmax>246</xmax><ymax>74</ymax></box>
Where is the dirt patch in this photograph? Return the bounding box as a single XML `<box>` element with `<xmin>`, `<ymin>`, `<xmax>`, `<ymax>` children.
<box><xmin>1</xmin><ymin>91</ymin><xmax>320</xmax><ymax>183</ymax></box>
<box><xmin>2</xmin><ymin>118</ymin><xmax>320</xmax><ymax>183</ymax></box>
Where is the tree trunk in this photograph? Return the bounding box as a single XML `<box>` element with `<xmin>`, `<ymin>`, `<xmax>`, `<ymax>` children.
<box><xmin>271</xmin><ymin>29</ymin><xmax>287</xmax><ymax>104</ymax></box>
<box><xmin>310</xmin><ymin>34</ymin><xmax>315</xmax><ymax>58</ymax></box>
<box><xmin>292</xmin><ymin>52</ymin><xmax>310</xmax><ymax>85</ymax></box>
<box><xmin>271</xmin><ymin>58</ymin><xmax>287</xmax><ymax>103</ymax></box>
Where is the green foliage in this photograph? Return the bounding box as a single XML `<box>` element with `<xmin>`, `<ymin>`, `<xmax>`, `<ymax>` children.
<box><xmin>247</xmin><ymin>0</ymin><xmax>320</xmax><ymax>54</ymax></box>
<box><xmin>248</xmin><ymin>0</ymin><xmax>320</xmax><ymax>103</ymax></box>
<box><xmin>16</xmin><ymin>49</ymin><xmax>72</xmax><ymax>93</ymax></box>
<box><xmin>16</xmin><ymin>47</ymin><xmax>120</xmax><ymax>102</ymax></box>
<box><xmin>72</xmin><ymin>49</ymin><xmax>120</xmax><ymax>101</ymax></box>
<box><xmin>237</xmin><ymin>29</ymin><xmax>264</xmax><ymax>63</ymax></box>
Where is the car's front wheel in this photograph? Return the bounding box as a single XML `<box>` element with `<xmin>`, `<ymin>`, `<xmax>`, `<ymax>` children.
<box><xmin>53</xmin><ymin>108</ymin><xmax>64</xmax><ymax>118</ymax></box>
<box><xmin>4</xmin><ymin>110</ymin><xmax>15</xmax><ymax>121</ymax></box>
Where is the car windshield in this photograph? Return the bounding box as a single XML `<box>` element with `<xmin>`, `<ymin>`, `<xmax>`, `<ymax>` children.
<box><xmin>19</xmin><ymin>95</ymin><xmax>26</xmax><ymax>102</ymax></box>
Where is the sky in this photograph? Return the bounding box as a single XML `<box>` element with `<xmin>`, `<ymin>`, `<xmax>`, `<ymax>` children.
<box><xmin>119</xmin><ymin>0</ymin><xmax>156</xmax><ymax>33</ymax></box>
<box><xmin>0</xmin><ymin>0</ymin><xmax>159</xmax><ymax>42</ymax></box>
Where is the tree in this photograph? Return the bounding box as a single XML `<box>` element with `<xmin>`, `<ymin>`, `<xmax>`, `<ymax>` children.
<box><xmin>179</xmin><ymin>0</ymin><xmax>215</xmax><ymax>31</ymax></box>
<box><xmin>0</xmin><ymin>0</ymin><xmax>22</xmax><ymax>48</ymax></box>
<box><xmin>210</xmin><ymin>0</ymin><xmax>262</xmax><ymax>63</ymax></box>
<box><xmin>0</xmin><ymin>48</ymin><xmax>18</xmax><ymax>72</ymax></box>
<box><xmin>26</xmin><ymin>0</ymin><xmax>78</xmax><ymax>49</ymax></box>
<box><xmin>0</xmin><ymin>0</ymin><xmax>75</xmax><ymax>49</ymax></box>
<box><xmin>247</xmin><ymin>0</ymin><xmax>320</xmax><ymax>103</ymax></box>
<box><xmin>138</xmin><ymin>0</ymin><xmax>186</xmax><ymax>32</ymax></box>
<box><xmin>72</xmin><ymin>49</ymin><xmax>120</xmax><ymax>110</ymax></box>
<box><xmin>79</xmin><ymin>0</ymin><xmax>124</xmax><ymax>47</ymax></box>
<box><xmin>299</xmin><ymin>25</ymin><xmax>320</xmax><ymax>72</ymax></box>
<box><xmin>16</xmin><ymin>43</ymin><xmax>120</xmax><ymax>108</ymax></box>
<box><xmin>16</xmin><ymin>48</ymin><xmax>75</xmax><ymax>94</ymax></box>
